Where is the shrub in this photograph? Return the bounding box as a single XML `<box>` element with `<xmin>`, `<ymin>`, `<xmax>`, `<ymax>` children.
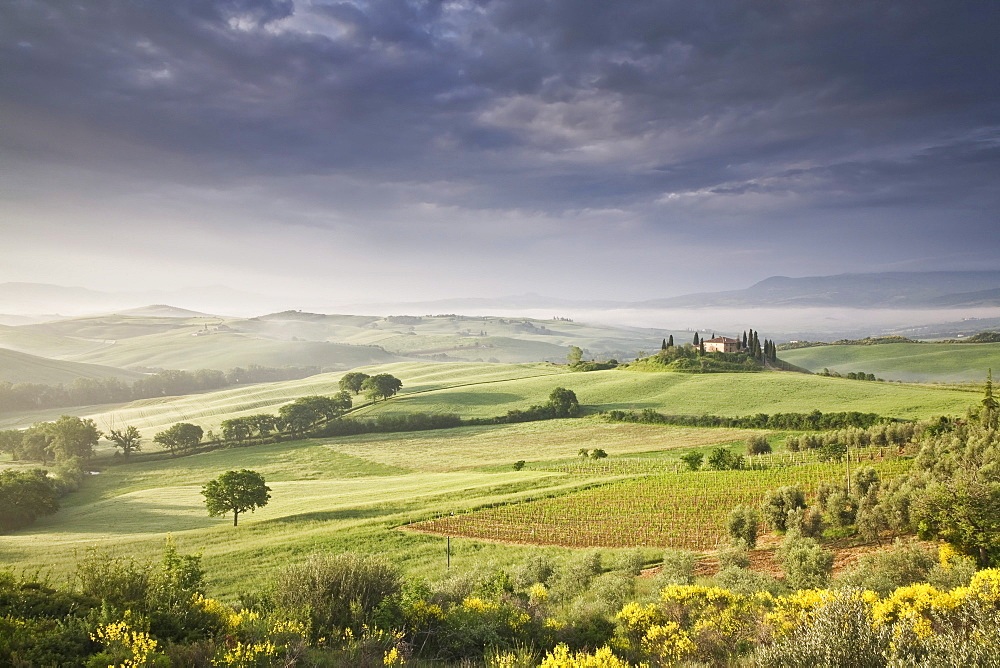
<box><xmin>272</xmin><ymin>552</ymin><xmax>401</xmax><ymax>641</ymax></box>
<box><xmin>727</xmin><ymin>506</ymin><xmax>759</xmax><ymax>549</ymax></box>
<box><xmin>707</xmin><ymin>448</ymin><xmax>744</xmax><ymax>471</ymax></box>
<box><xmin>715</xmin><ymin>567</ymin><xmax>785</xmax><ymax>597</ymax></box>
<box><xmin>746</xmin><ymin>435</ymin><xmax>772</xmax><ymax>455</ymax></box>
<box><xmin>656</xmin><ymin>551</ymin><xmax>697</xmax><ymax>586</ymax></box>
<box><xmin>778</xmin><ymin>536</ymin><xmax>834</xmax><ymax>590</ymax></box>
<box><xmin>510</xmin><ymin>555</ymin><xmax>555</xmax><ymax>590</ymax></box>
<box><xmin>679</xmin><ymin>451</ymin><xmax>703</xmax><ymax>471</ymax></box>
<box><xmin>717</xmin><ymin>544</ymin><xmax>750</xmax><ymax>570</ymax></box>
<box><xmin>761</xmin><ymin>486</ymin><xmax>807</xmax><ymax>532</ymax></box>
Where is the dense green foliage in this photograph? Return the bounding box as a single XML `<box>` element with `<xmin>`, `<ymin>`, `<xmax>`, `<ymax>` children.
<box><xmin>154</xmin><ymin>422</ymin><xmax>204</xmax><ymax>456</ymax></box>
<box><xmin>605</xmin><ymin>408</ymin><xmax>886</xmax><ymax>430</ymax></box>
<box><xmin>0</xmin><ymin>468</ymin><xmax>60</xmax><ymax>532</ymax></box>
<box><xmin>0</xmin><ymin>415</ymin><xmax>100</xmax><ymax>464</ymax></box>
<box><xmin>201</xmin><ymin>469</ymin><xmax>271</xmax><ymax>526</ymax></box>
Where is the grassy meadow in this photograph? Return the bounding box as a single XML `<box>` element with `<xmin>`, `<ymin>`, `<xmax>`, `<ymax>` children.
<box><xmin>0</xmin><ymin>361</ymin><xmax>978</xmax><ymax>434</ymax></box>
<box><xmin>780</xmin><ymin>341</ymin><xmax>1000</xmax><ymax>383</ymax></box>
<box><xmin>0</xmin><ymin>352</ymin><xmax>990</xmax><ymax>602</ymax></box>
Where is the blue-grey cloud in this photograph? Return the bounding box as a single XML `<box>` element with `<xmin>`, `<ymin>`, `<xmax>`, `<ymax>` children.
<box><xmin>1</xmin><ymin>0</ymin><xmax>998</xmax><ymax>300</ymax></box>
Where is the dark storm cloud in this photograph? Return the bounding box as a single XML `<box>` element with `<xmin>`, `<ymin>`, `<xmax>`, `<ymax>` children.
<box><xmin>1</xmin><ymin>0</ymin><xmax>999</xmax><ymax>297</ymax></box>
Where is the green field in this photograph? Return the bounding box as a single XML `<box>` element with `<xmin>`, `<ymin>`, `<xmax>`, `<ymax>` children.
<box><xmin>0</xmin><ymin>348</ymin><xmax>143</xmax><ymax>384</ymax></box>
<box><xmin>352</xmin><ymin>364</ymin><xmax>977</xmax><ymax>421</ymax></box>
<box><xmin>0</xmin><ymin>355</ymin><xmax>986</xmax><ymax>601</ymax></box>
<box><xmin>412</xmin><ymin>457</ymin><xmax>911</xmax><ymax>550</ymax></box>
<box><xmin>780</xmin><ymin>342</ymin><xmax>1000</xmax><ymax>383</ymax></box>
<box><xmin>0</xmin><ymin>361</ymin><xmax>977</xmax><ymax>434</ymax></box>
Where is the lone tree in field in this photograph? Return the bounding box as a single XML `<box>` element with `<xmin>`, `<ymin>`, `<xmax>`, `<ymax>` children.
<box><xmin>547</xmin><ymin>387</ymin><xmax>580</xmax><ymax>417</ymax></box>
<box><xmin>202</xmin><ymin>469</ymin><xmax>271</xmax><ymax>527</ymax></box>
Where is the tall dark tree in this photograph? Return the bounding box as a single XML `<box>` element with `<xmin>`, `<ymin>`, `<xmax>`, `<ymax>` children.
<box><xmin>661</xmin><ymin>339</ymin><xmax>667</xmax><ymax>351</ymax></box>
<box><xmin>667</xmin><ymin>335</ymin><xmax>674</xmax><ymax>347</ymax></box>
<box><xmin>742</xmin><ymin>331</ymin><xmax>748</xmax><ymax>349</ymax></box>
<box><xmin>693</xmin><ymin>332</ymin><xmax>700</xmax><ymax>346</ymax></box>
<box><xmin>983</xmin><ymin>369</ymin><xmax>998</xmax><ymax>429</ymax></box>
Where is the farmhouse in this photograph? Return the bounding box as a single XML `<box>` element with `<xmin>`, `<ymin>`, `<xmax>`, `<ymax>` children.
<box><xmin>703</xmin><ymin>336</ymin><xmax>742</xmax><ymax>353</ymax></box>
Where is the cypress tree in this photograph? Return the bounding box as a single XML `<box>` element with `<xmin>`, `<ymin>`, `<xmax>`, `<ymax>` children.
<box><xmin>693</xmin><ymin>332</ymin><xmax>700</xmax><ymax>346</ymax></box>
<box><xmin>742</xmin><ymin>331</ymin><xmax>748</xmax><ymax>349</ymax></box>
<box><xmin>668</xmin><ymin>335</ymin><xmax>674</xmax><ymax>347</ymax></box>
<box><xmin>984</xmin><ymin>369</ymin><xmax>998</xmax><ymax>429</ymax></box>
<box><xmin>661</xmin><ymin>339</ymin><xmax>668</xmax><ymax>351</ymax></box>
<box><xmin>699</xmin><ymin>340</ymin><xmax>705</xmax><ymax>355</ymax></box>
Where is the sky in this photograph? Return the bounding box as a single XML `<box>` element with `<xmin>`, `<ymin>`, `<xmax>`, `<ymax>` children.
<box><xmin>1</xmin><ymin>0</ymin><xmax>999</xmax><ymax>306</ymax></box>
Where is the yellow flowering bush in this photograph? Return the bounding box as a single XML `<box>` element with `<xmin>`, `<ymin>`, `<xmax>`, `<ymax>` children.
<box><xmin>540</xmin><ymin>643</ymin><xmax>634</xmax><ymax>667</ymax></box>
<box><xmin>90</xmin><ymin>613</ymin><xmax>161</xmax><ymax>668</ymax></box>
<box><xmin>212</xmin><ymin>641</ymin><xmax>278</xmax><ymax>667</ymax></box>
<box><xmin>968</xmin><ymin>568</ymin><xmax>1000</xmax><ymax>603</ymax></box>
<box><xmin>641</xmin><ymin>622</ymin><xmax>695</xmax><ymax>664</ymax></box>
<box><xmin>657</xmin><ymin>585</ymin><xmax>759</xmax><ymax>660</ymax></box>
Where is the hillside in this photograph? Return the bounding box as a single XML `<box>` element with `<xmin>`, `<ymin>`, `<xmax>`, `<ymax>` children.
<box><xmin>0</xmin><ymin>311</ymin><xmax>689</xmax><ymax>370</ymax></box>
<box><xmin>0</xmin><ymin>361</ymin><xmax>975</xmax><ymax>433</ymax></box>
<box><xmin>780</xmin><ymin>342</ymin><xmax>1000</xmax><ymax>383</ymax></box>
<box><xmin>0</xmin><ymin>348</ymin><xmax>143</xmax><ymax>384</ymax></box>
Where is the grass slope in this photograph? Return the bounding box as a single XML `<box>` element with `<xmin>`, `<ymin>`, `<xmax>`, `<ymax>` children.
<box><xmin>0</xmin><ymin>429</ymin><xmax>609</xmax><ymax>596</ymax></box>
<box><xmin>354</xmin><ymin>365</ymin><xmax>978</xmax><ymax>421</ymax></box>
<box><xmin>0</xmin><ymin>361</ymin><xmax>977</xmax><ymax>433</ymax></box>
<box><xmin>780</xmin><ymin>342</ymin><xmax>1000</xmax><ymax>383</ymax></box>
<box><xmin>0</xmin><ymin>348</ymin><xmax>142</xmax><ymax>384</ymax></box>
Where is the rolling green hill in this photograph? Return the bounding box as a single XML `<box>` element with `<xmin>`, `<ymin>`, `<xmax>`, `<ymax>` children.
<box><xmin>0</xmin><ymin>361</ymin><xmax>978</xmax><ymax>434</ymax></box>
<box><xmin>0</xmin><ymin>348</ymin><xmax>142</xmax><ymax>384</ymax></box>
<box><xmin>779</xmin><ymin>342</ymin><xmax>1000</xmax><ymax>382</ymax></box>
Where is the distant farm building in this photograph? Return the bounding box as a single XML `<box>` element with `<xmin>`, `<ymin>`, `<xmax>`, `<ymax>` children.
<box><xmin>703</xmin><ymin>336</ymin><xmax>742</xmax><ymax>353</ymax></box>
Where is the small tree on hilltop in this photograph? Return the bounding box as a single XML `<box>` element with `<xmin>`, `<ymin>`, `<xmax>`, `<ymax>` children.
<box><xmin>567</xmin><ymin>346</ymin><xmax>583</xmax><ymax>364</ymax></box>
<box><xmin>202</xmin><ymin>469</ymin><xmax>271</xmax><ymax>527</ymax></box>
<box><xmin>339</xmin><ymin>371</ymin><xmax>371</xmax><ymax>395</ymax></box>
<box><xmin>361</xmin><ymin>374</ymin><xmax>403</xmax><ymax>403</ymax></box>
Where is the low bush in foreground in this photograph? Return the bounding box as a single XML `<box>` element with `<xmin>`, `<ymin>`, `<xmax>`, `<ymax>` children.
<box><xmin>4</xmin><ymin>542</ymin><xmax>1000</xmax><ymax>666</ymax></box>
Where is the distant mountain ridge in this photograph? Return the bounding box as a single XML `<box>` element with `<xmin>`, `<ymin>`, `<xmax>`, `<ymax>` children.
<box><xmin>3</xmin><ymin>271</ymin><xmax>1000</xmax><ymax>319</ymax></box>
<box><xmin>638</xmin><ymin>271</ymin><xmax>1000</xmax><ymax>309</ymax></box>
